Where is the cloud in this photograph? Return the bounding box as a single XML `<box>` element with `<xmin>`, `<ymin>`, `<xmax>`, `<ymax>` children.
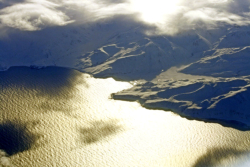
<box><xmin>129</xmin><ymin>0</ymin><xmax>250</xmax><ymax>35</ymax></box>
<box><xmin>60</xmin><ymin>0</ymin><xmax>131</xmax><ymax>23</ymax></box>
<box><xmin>0</xmin><ymin>0</ymin><xmax>72</xmax><ymax>31</ymax></box>
<box><xmin>0</xmin><ymin>0</ymin><xmax>249</xmax><ymax>35</ymax></box>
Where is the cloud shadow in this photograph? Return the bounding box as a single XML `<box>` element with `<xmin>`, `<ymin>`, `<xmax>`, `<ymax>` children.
<box><xmin>192</xmin><ymin>147</ymin><xmax>248</xmax><ymax>167</ymax></box>
<box><xmin>78</xmin><ymin>120</ymin><xmax>123</xmax><ymax>144</ymax></box>
<box><xmin>0</xmin><ymin>66</ymin><xmax>88</xmax><ymax>114</ymax></box>
<box><xmin>0</xmin><ymin>66</ymin><xmax>87</xmax><ymax>98</ymax></box>
<box><xmin>0</xmin><ymin>120</ymin><xmax>42</xmax><ymax>156</ymax></box>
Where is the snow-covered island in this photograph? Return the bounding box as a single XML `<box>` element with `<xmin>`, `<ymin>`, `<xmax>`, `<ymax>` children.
<box><xmin>1</xmin><ymin>0</ymin><xmax>250</xmax><ymax>130</ymax></box>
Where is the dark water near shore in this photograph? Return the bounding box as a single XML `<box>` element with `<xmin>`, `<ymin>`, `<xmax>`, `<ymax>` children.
<box><xmin>1</xmin><ymin>66</ymin><xmax>250</xmax><ymax>167</ymax></box>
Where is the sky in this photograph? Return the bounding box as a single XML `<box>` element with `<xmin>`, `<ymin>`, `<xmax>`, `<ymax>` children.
<box><xmin>0</xmin><ymin>0</ymin><xmax>249</xmax><ymax>35</ymax></box>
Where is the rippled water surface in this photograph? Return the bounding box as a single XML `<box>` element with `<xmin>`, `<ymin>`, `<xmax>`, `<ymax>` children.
<box><xmin>1</xmin><ymin>66</ymin><xmax>250</xmax><ymax>167</ymax></box>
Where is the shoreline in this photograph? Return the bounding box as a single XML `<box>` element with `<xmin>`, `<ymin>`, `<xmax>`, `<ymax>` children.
<box><xmin>2</xmin><ymin>65</ymin><xmax>250</xmax><ymax>131</ymax></box>
<box><xmin>111</xmin><ymin>94</ymin><xmax>250</xmax><ymax>131</ymax></box>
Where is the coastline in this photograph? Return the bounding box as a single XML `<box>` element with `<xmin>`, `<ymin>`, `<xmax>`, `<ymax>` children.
<box><xmin>111</xmin><ymin>93</ymin><xmax>250</xmax><ymax>131</ymax></box>
<box><xmin>2</xmin><ymin>65</ymin><xmax>250</xmax><ymax>131</ymax></box>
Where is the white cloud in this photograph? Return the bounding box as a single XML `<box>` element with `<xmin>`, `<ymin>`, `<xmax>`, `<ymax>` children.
<box><xmin>60</xmin><ymin>0</ymin><xmax>131</xmax><ymax>23</ymax></box>
<box><xmin>129</xmin><ymin>0</ymin><xmax>250</xmax><ymax>35</ymax></box>
<box><xmin>0</xmin><ymin>0</ymin><xmax>72</xmax><ymax>31</ymax></box>
<box><xmin>0</xmin><ymin>0</ymin><xmax>249</xmax><ymax>35</ymax></box>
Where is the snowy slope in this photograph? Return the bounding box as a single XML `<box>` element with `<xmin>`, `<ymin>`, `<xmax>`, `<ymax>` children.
<box><xmin>75</xmin><ymin>27</ymin><xmax>225</xmax><ymax>80</ymax></box>
<box><xmin>0</xmin><ymin>17</ymin><xmax>141</xmax><ymax>70</ymax></box>
<box><xmin>180</xmin><ymin>46</ymin><xmax>250</xmax><ymax>77</ymax></box>
<box><xmin>1</xmin><ymin>19</ymin><xmax>250</xmax><ymax>129</ymax></box>
<box><xmin>112</xmin><ymin>67</ymin><xmax>250</xmax><ymax>129</ymax></box>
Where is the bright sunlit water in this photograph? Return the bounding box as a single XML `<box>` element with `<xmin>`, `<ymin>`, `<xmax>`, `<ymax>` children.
<box><xmin>1</xmin><ymin>66</ymin><xmax>250</xmax><ymax>167</ymax></box>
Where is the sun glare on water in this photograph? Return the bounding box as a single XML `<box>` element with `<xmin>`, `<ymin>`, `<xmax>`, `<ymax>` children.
<box><xmin>130</xmin><ymin>0</ymin><xmax>182</xmax><ymax>24</ymax></box>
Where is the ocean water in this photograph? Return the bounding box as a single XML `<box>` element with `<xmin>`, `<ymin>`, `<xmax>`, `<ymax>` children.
<box><xmin>1</xmin><ymin>66</ymin><xmax>250</xmax><ymax>167</ymax></box>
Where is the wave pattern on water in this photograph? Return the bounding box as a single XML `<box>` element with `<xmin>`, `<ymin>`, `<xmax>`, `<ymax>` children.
<box><xmin>1</xmin><ymin>66</ymin><xmax>250</xmax><ymax>167</ymax></box>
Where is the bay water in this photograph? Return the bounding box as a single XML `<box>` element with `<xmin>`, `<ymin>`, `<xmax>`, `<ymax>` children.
<box><xmin>1</xmin><ymin>67</ymin><xmax>250</xmax><ymax>167</ymax></box>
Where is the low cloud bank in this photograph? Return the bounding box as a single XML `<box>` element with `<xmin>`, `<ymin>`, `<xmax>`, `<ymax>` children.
<box><xmin>0</xmin><ymin>0</ymin><xmax>249</xmax><ymax>35</ymax></box>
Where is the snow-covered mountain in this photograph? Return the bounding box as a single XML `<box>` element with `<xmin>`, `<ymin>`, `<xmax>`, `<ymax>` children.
<box><xmin>1</xmin><ymin>18</ymin><xmax>250</xmax><ymax>129</ymax></box>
